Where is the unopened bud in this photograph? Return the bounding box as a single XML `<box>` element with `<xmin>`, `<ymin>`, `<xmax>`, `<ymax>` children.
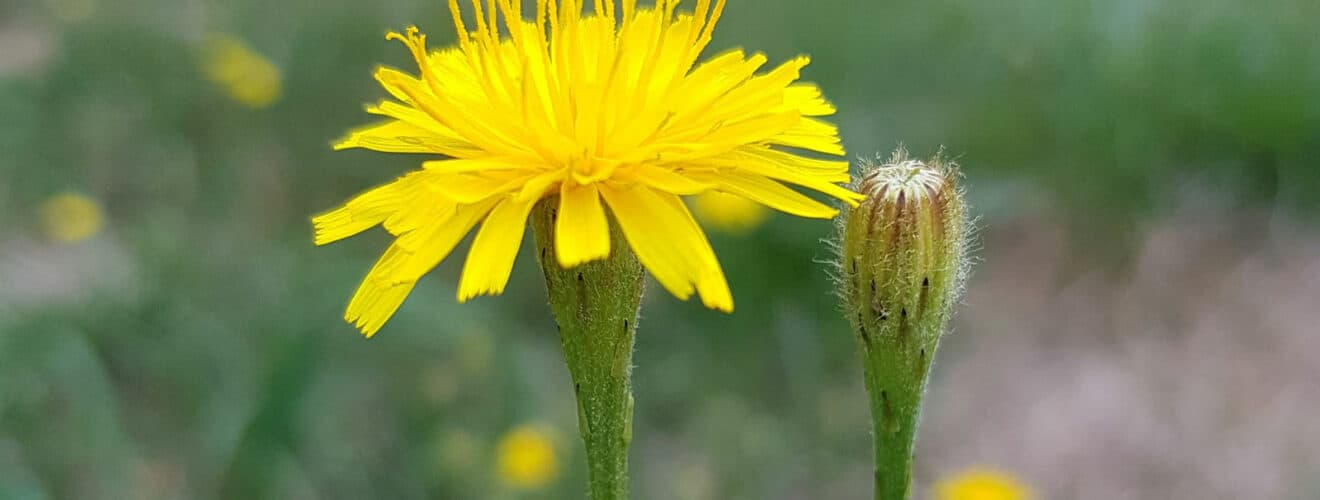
<box><xmin>835</xmin><ymin>148</ymin><xmax>970</xmax><ymax>500</ymax></box>
<box><xmin>839</xmin><ymin>148</ymin><xmax>968</xmax><ymax>353</ymax></box>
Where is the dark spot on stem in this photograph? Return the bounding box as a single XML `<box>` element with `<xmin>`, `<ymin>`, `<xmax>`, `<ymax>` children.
<box><xmin>577</xmin><ymin>272</ymin><xmax>584</xmax><ymax>282</ymax></box>
<box><xmin>541</xmin><ymin>248</ymin><xmax>547</xmax><ymax>260</ymax></box>
<box><xmin>623</xmin><ymin>320</ymin><xmax>629</xmax><ymax>332</ymax></box>
<box><xmin>880</xmin><ymin>389</ymin><xmax>893</xmax><ymax>424</ymax></box>
<box><xmin>918</xmin><ymin>276</ymin><xmax>931</xmax><ymax>313</ymax></box>
<box><xmin>869</xmin><ymin>278</ymin><xmax>876</xmax><ymax>293</ymax></box>
<box><xmin>897</xmin><ymin>307</ymin><xmax>911</xmax><ymax>340</ymax></box>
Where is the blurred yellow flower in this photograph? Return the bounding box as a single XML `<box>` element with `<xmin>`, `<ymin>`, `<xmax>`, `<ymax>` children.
<box><xmin>496</xmin><ymin>425</ymin><xmax>559</xmax><ymax>490</ymax></box>
<box><xmin>691</xmin><ymin>191</ymin><xmax>770</xmax><ymax>233</ymax></box>
<box><xmin>40</xmin><ymin>192</ymin><xmax>103</xmax><ymax>243</ymax></box>
<box><xmin>202</xmin><ymin>35</ymin><xmax>282</xmax><ymax>109</ymax></box>
<box><xmin>314</xmin><ymin>0</ymin><xmax>861</xmax><ymax>336</ymax></box>
<box><xmin>934</xmin><ymin>468</ymin><xmax>1033</xmax><ymax>500</ymax></box>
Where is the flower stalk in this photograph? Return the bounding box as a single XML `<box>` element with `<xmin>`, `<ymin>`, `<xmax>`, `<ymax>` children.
<box><xmin>531</xmin><ymin>198</ymin><xmax>644</xmax><ymax>500</ymax></box>
<box><xmin>837</xmin><ymin>150</ymin><xmax>969</xmax><ymax>500</ymax></box>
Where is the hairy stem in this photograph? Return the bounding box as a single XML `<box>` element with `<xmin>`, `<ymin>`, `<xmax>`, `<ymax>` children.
<box><xmin>859</xmin><ymin>315</ymin><xmax>938</xmax><ymax>500</ymax></box>
<box><xmin>531</xmin><ymin>198</ymin><xmax>644</xmax><ymax>500</ymax></box>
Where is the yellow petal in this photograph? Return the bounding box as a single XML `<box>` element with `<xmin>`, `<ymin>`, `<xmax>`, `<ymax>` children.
<box><xmin>382</xmin><ymin>192</ymin><xmax>457</xmax><ymax>238</ymax></box>
<box><xmin>627</xmin><ymin>164</ymin><xmax>714</xmax><ymax>195</ymax></box>
<box><xmin>344</xmin><ymin>244</ymin><xmax>419</xmax><ymax>337</ymax></box>
<box><xmin>770</xmin><ymin>116</ymin><xmax>846</xmax><ymax>155</ymax></box>
<box><xmin>655</xmin><ymin>191</ymin><xmax>733</xmax><ymax>311</ymax></box>
<box><xmin>555</xmin><ymin>183</ymin><xmax>611</xmax><ymax>267</ymax></box>
<box><xmin>365</xmin><ymin>101</ymin><xmax>482</xmax><ymax>157</ymax></box>
<box><xmin>425</xmin><ymin>169</ymin><xmax>533</xmax><ymax>204</ymax></box>
<box><xmin>421</xmin><ymin>157</ymin><xmax>540</xmax><ymax>174</ymax></box>
<box><xmin>333</xmin><ymin>119</ymin><xmax>476</xmax><ymax>156</ymax></box>
<box><xmin>374</xmin><ymin>65</ymin><xmax>426</xmax><ymax>104</ymax></box>
<box><xmin>675</xmin><ymin>56</ymin><xmax>809</xmax><ymax>130</ymax></box>
<box><xmin>393</xmin><ymin>198</ymin><xmax>499</xmax><ymax>274</ymax></box>
<box><xmin>699</xmin><ymin>148</ymin><xmax>863</xmax><ymax>205</ymax></box>
<box><xmin>781</xmin><ymin>83</ymin><xmax>836</xmax><ymax>116</ymax></box>
<box><xmin>669</xmin><ymin>50</ymin><xmax>768</xmax><ymax>121</ymax></box>
<box><xmin>375</xmin><ymin>51</ymin><xmax>533</xmax><ymax>158</ymax></box>
<box><xmin>312</xmin><ymin>172</ymin><xmax>429</xmax><ymax>245</ymax></box>
<box><xmin>658</xmin><ymin>110</ymin><xmax>794</xmax><ymax>150</ymax></box>
<box><xmin>599</xmin><ymin>184</ymin><xmax>732</xmax><ymax>311</ymax></box>
<box><xmin>516</xmin><ymin>170</ymin><xmax>570</xmax><ymax>201</ymax></box>
<box><xmin>345</xmin><ymin>198</ymin><xmax>499</xmax><ymax>336</ymax></box>
<box><xmin>737</xmin><ymin>146</ymin><xmax>851</xmax><ymax>181</ymax></box>
<box><xmin>689</xmin><ymin>170</ymin><xmax>838</xmax><ymax>219</ymax></box>
<box><xmin>600</xmin><ymin>185</ymin><xmax>691</xmax><ymax>300</ymax></box>
<box><xmin>457</xmin><ymin>196</ymin><xmax>538</xmax><ymax>302</ymax></box>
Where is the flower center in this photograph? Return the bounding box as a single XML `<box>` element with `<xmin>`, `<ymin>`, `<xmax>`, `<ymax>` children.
<box><xmin>568</xmin><ymin>153</ymin><xmax>619</xmax><ymax>185</ymax></box>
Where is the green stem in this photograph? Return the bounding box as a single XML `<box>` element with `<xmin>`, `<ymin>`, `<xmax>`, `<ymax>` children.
<box><xmin>531</xmin><ymin>198</ymin><xmax>643</xmax><ymax>500</ymax></box>
<box><xmin>860</xmin><ymin>324</ymin><xmax>937</xmax><ymax>500</ymax></box>
<box><xmin>850</xmin><ymin>259</ymin><xmax>944</xmax><ymax>500</ymax></box>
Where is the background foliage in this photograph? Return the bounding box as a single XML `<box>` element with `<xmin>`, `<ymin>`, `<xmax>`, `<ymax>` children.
<box><xmin>2</xmin><ymin>0</ymin><xmax>1317</xmax><ymax>498</ymax></box>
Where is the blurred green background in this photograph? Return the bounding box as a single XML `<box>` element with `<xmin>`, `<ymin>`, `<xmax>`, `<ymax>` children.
<box><xmin>2</xmin><ymin>0</ymin><xmax>1318</xmax><ymax>498</ymax></box>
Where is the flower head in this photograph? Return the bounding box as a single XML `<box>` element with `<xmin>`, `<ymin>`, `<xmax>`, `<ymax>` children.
<box><xmin>838</xmin><ymin>149</ymin><xmax>969</xmax><ymax>349</ymax></box>
<box><xmin>316</xmin><ymin>0</ymin><xmax>860</xmax><ymax>336</ymax></box>
<box><xmin>202</xmin><ymin>35</ymin><xmax>282</xmax><ymax>109</ymax></box>
<box><xmin>496</xmin><ymin>425</ymin><xmax>559</xmax><ymax>490</ymax></box>
<box><xmin>40</xmin><ymin>192</ymin><xmax>104</xmax><ymax>243</ymax></box>
<box><xmin>934</xmin><ymin>468</ymin><xmax>1033</xmax><ymax>500</ymax></box>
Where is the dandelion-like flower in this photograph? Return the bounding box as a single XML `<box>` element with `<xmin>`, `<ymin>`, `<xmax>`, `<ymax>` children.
<box><xmin>496</xmin><ymin>425</ymin><xmax>560</xmax><ymax>490</ymax></box>
<box><xmin>934</xmin><ymin>468</ymin><xmax>1033</xmax><ymax>500</ymax></box>
<box><xmin>315</xmin><ymin>0</ymin><xmax>860</xmax><ymax>336</ymax></box>
<box><xmin>202</xmin><ymin>35</ymin><xmax>282</xmax><ymax>109</ymax></box>
<box><xmin>40</xmin><ymin>192</ymin><xmax>104</xmax><ymax>243</ymax></box>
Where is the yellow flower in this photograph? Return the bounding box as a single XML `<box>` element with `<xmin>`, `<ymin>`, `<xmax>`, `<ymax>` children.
<box><xmin>691</xmin><ymin>190</ymin><xmax>770</xmax><ymax>233</ymax></box>
<box><xmin>315</xmin><ymin>0</ymin><xmax>861</xmax><ymax>336</ymax></box>
<box><xmin>496</xmin><ymin>425</ymin><xmax>559</xmax><ymax>490</ymax></box>
<box><xmin>202</xmin><ymin>35</ymin><xmax>282</xmax><ymax>109</ymax></box>
<box><xmin>934</xmin><ymin>468</ymin><xmax>1034</xmax><ymax>500</ymax></box>
<box><xmin>40</xmin><ymin>192</ymin><xmax>104</xmax><ymax>243</ymax></box>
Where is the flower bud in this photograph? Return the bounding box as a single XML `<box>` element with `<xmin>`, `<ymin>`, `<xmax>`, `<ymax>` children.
<box><xmin>839</xmin><ymin>149</ymin><xmax>968</xmax><ymax>354</ymax></box>
<box><xmin>835</xmin><ymin>148</ymin><xmax>970</xmax><ymax>500</ymax></box>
